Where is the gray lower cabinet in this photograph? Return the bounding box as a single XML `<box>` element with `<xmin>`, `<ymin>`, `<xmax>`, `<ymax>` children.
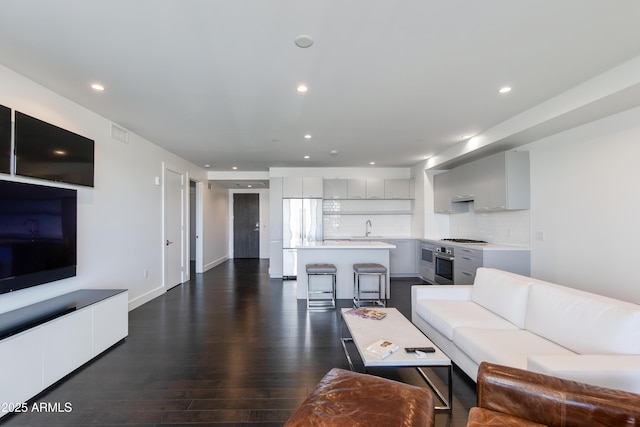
<box><xmin>454</xmin><ymin>247</ymin><xmax>483</xmax><ymax>284</ymax></box>
<box><xmin>389</xmin><ymin>239</ymin><xmax>417</xmax><ymax>276</ymax></box>
<box><xmin>454</xmin><ymin>247</ymin><xmax>531</xmax><ymax>284</ymax></box>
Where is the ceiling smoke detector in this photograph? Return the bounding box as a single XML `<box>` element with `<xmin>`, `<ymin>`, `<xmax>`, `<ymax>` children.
<box><xmin>329</xmin><ymin>150</ymin><xmax>338</xmax><ymax>156</ymax></box>
<box><xmin>294</xmin><ymin>35</ymin><xmax>314</xmax><ymax>48</ymax></box>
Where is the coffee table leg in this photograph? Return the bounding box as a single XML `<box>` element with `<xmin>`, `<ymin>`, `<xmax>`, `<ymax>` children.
<box><xmin>340</xmin><ymin>337</ymin><xmax>356</xmax><ymax>371</ymax></box>
<box><xmin>340</xmin><ymin>318</ymin><xmax>357</xmax><ymax>371</ymax></box>
<box><xmin>417</xmin><ymin>365</ymin><xmax>453</xmax><ymax>413</ymax></box>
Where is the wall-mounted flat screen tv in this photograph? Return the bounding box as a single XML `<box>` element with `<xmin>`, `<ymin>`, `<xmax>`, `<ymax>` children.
<box><xmin>0</xmin><ymin>180</ymin><xmax>77</xmax><ymax>295</ymax></box>
<box><xmin>14</xmin><ymin>111</ymin><xmax>94</xmax><ymax>187</ymax></box>
<box><xmin>0</xmin><ymin>105</ymin><xmax>10</xmax><ymax>175</ymax></box>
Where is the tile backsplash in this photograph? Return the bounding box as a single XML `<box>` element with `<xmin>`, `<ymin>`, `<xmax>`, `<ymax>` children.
<box><xmin>323</xmin><ymin>199</ymin><xmax>413</xmax><ymax>238</ymax></box>
<box><xmin>449</xmin><ymin>202</ymin><xmax>531</xmax><ymax>246</ymax></box>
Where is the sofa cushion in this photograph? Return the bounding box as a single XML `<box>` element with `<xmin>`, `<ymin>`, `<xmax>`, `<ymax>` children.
<box><xmin>526</xmin><ymin>282</ymin><xmax>640</xmax><ymax>355</ymax></box>
<box><xmin>471</xmin><ymin>268</ymin><xmax>534</xmax><ymax>328</ymax></box>
<box><xmin>527</xmin><ymin>355</ymin><xmax>640</xmax><ymax>394</ymax></box>
<box><xmin>415</xmin><ymin>300</ymin><xmax>518</xmax><ymax>340</ymax></box>
<box><xmin>453</xmin><ymin>328</ymin><xmax>575</xmax><ymax>370</ymax></box>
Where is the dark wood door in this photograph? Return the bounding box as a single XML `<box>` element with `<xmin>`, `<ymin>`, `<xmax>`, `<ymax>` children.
<box><xmin>233</xmin><ymin>193</ymin><xmax>259</xmax><ymax>258</ymax></box>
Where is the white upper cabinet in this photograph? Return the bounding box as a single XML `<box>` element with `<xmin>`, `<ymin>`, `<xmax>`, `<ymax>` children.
<box><xmin>434</xmin><ymin>172</ymin><xmax>454</xmax><ymax>213</ymax></box>
<box><xmin>347</xmin><ymin>179</ymin><xmax>366</xmax><ymax>199</ymax></box>
<box><xmin>474</xmin><ymin>151</ymin><xmax>530</xmax><ymax>211</ymax></box>
<box><xmin>282</xmin><ymin>176</ymin><xmax>303</xmax><ymax>198</ymax></box>
<box><xmin>384</xmin><ymin>179</ymin><xmax>412</xmax><ymax>199</ymax></box>
<box><xmin>289</xmin><ymin>177</ymin><xmax>414</xmax><ymax>200</ymax></box>
<box><xmin>302</xmin><ymin>177</ymin><xmax>324</xmax><ymax>198</ymax></box>
<box><xmin>365</xmin><ymin>178</ymin><xmax>385</xmax><ymax>199</ymax></box>
<box><xmin>323</xmin><ymin>179</ymin><xmax>348</xmax><ymax>199</ymax></box>
<box><xmin>282</xmin><ymin>177</ymin><xmax>323</xmax><ymax>198</ymax></box>
<box><xmin>434</xmin><ymin>173</ymin><xmax>468</xmax><ymax>213</ymax></box>
<box><xmin>433</xmin><ymin>150</ymin><xmax>530</xmax><ymax>213</ymax></box>
<box><xmin>450</xmin><ymin>162</ymin><xmax>477</xmax><ymax>202</ymax></box>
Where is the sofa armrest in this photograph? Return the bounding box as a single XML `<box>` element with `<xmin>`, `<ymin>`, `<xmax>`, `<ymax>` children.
<box><xmin>411</xmin><ymin>285</ymin><xmax>473</xmax><ymax>303</ymax></box>
<box><xmin>476</xmin><ymin>362</ymin><xmax>640</xmax><ymax>426</ymax></box>
<box><xmin>527</xmin><ymin>355</ymin><xmax>640</xmax><ymax>394</ymax></box>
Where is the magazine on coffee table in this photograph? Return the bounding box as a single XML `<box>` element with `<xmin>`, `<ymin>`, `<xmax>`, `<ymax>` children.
<box><xmin>346</xmin><ymin>307</ymin><xmax>387</xmax><ymax>320</ymax></box>
<box><xmin>366</xmin><ymin>339</ymin><xmax>400</xmax><ymax>359</ymax></box>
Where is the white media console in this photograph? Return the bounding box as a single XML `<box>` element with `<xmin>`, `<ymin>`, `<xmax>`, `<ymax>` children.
<box><xmin>0</xmin><ymin>289</ymin><xmax>128</xmax><ymax>417</ymax></box>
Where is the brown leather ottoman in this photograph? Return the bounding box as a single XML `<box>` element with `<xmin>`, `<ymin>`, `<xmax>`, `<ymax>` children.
<box><xmin>284</xmin><ymin>368</ymin><xmax>435</xmax><ymax>427</ymax></box>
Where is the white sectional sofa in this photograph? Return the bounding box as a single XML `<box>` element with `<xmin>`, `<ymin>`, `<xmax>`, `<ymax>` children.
<box><xmin>411</xmin><ymin>267</ymin><xmax>640</xmax><ymax>393</ymax></box>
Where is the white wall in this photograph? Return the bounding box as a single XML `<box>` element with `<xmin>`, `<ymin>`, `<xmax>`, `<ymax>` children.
<box><xmin>0</xmin><ymin>64</ymin><xmax>227</xmax><ymax>313</ymax></box>
<box><xmin>525</xmin><ymin>105</ymin><xmax>640</xmax><ymax>304</ymax></box>
<box><xmin>203</xmin><ymin>181</ymin><xmax>230</xmax><ymax>270</ymax></box>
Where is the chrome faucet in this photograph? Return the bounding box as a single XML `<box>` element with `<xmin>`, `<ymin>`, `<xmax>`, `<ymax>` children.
<box><xmin>365</xmin><ymin>220</ymin><xmax>372</xmax><ymax>237</ymax></box>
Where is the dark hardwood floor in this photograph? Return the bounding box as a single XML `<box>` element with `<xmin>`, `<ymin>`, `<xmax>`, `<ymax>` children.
<box><xmin>2</xmin><ymin>259</ymin><xmax>476</xmax><ymax>426</ymax></box>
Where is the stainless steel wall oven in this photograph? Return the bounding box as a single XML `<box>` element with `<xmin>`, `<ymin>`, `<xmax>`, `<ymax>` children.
<box><xmin>419</xmin><ymin>242</ymin><xmax>435</xmax><ymax>283</ymax></box>
<box><xmin>434</xmin><ymin>245</ymin><xmax>454</xmax><ymax>285</ymax></box>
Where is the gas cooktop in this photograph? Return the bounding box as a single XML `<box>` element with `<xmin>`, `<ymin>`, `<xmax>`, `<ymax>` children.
<box><xmin>441</xmin><ymin>238</ymin><xmax>488</xmax><ymax>244</ymax></box>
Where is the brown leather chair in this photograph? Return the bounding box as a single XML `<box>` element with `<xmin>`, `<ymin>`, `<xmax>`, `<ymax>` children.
<box><xmin>284</xmin><ymin>368</ymin><xmax>435</xmax><ymax>427</ymax></box>
<box><xmin>469</xmin><ymin>362</ymin><xmax>640</xmax><ymax>427</ymax></box>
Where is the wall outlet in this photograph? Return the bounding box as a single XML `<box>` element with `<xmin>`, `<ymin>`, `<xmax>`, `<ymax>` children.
<box><xmin>144</xmin><ymin>270</ymin><xmax>149</xmax><ymax>278</ymax></box>
<box><xmin>536</xmin><ymin>231</ymin><xmax>545</xmax><ymax>241</ymax></box>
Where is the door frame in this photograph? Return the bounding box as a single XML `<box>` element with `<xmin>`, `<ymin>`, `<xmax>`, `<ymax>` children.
<box><xmin>192</xmin><ymin>180</ymin><xmax>204</xmax><ymax>273</ymax></box>
<box><xmin>228</xmin><ymin>189</ymin><xmax>268</xmax><ymax>259</ymax></box>
<box><xmin>162</xmin><ymin>162</ymin><xmax>188</xmax><ymax>288</ymax></box>
<box><xmin>233</xmin><ymin>193</ymin><xmax>260</xmax><ymax>258</ymax></box>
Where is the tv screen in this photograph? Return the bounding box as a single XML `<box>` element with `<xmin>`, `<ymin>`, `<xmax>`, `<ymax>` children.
<box><xmin>0</xmin><ymin>180</ymin><xmax>77</xmax><ymax>295</ymax></box>
<box><xmin>0</xmin><ymin>105</ymin><xmax>10</xmax><ymax>175</ymax></box>
<box><xmin>14</xmin><ymin>111</ymin><xmax>94</xmax><ymax>187</ymax></box>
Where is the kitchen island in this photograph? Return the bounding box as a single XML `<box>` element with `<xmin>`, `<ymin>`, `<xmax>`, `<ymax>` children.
<box><xmin>296</xmin><ymin>241</ymin><xmax>396</xmax><ymax>300</ymax></box>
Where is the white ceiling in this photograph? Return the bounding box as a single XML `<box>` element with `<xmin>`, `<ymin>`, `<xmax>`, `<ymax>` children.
<box><xmin>2</xmin><ymin>0</ymin><xmax>640</xmax><ymax>172</ymax></box>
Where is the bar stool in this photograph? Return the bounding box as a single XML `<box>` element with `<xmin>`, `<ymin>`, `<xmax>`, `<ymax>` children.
<box><xmin>353</xmin><ymin>263</ymin><xmax>387</xmax><ymax>307</ymax></box>
<box><xmin>306</xmin><ymin>263</ymin><xmax>337</xmax><ymax>309</ymax></box>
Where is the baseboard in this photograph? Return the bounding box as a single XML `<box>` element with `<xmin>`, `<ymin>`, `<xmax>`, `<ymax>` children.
<box><xmin>128</xmin><ymin>286</ymin><xmax>166</xmax><ymax>311</ymax></box>
<box><xmin>203</xmin><ymin>256</ymin><xmax>228</xmax><ymax>272</ymax></box>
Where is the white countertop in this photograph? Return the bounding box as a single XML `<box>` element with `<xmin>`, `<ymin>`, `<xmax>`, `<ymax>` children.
<box><xmin>297</xmin><ymin>241</ymin><xmax>396</xmax><ymax>249</ymax></box>
<box><xmin>323</xmin><ymin>236</ymin><xmax>414</xmax><ymax>240</ymax></box>
<box><xmin>419</xmin><ymin>238</ymin><xmax>530</xmax><ymax>251</ymax></box>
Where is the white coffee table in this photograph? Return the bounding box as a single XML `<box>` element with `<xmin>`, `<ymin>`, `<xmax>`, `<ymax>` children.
<box><xmin>340</xmin><ymin>307</ymin><xmax>453</xmax><ymax>412</ymax></box>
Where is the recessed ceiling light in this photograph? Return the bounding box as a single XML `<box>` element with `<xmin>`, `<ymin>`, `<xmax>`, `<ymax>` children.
<box><xmin>53</xmin><ymin>149</ymin><xmax>67</xmax><ymax>155</ymax></box>
<box><xmin>370</xmin><ymin>161</ymin><xmax>376</xmax><ymax>165</ymax></box>
<box><xmin>232</xmin><ymin>166</ymin><xmax>238</xmax><ymax>170</ymax></box>
<box><xmin>294</xmin><ymin>35</ymin><xmax>314</xmax><ymax>48</ymax></box>
<box><xmin>297</xmin><ymin>84</ymin><xmax>308</xmax><ymax>93</ymax></box>
<box><xmin>204</xmin><ymin>164</ymin><xmax>210</xmax><ymax>168</ymax></box>
<box><xmin>329</xmin><ymin>150</ymin><xmax>338</xmax><ymax>156</ymax></box>
<box><xmin>498</xmin><ymin>86</ymin><xmax>512</xmax><ymax>94</ymax></box>
<box><xmin>304</xmin><ymin>155</ymin><xmax>310</xmax><ymax>159</ymax></box>
<box><xmin>247</xmin><ymin>185</ymin><xmax>252</xmax><ymax>188</ymax></box>
<box><xmin>91</xmin><ymin>83</ymin><xmax>105</xmax><ymax>91</ymax></box>
<box><xmin>304</xmin><ymin>134</ymin><xmax>312</xmax><ymax>139</ymax></box>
